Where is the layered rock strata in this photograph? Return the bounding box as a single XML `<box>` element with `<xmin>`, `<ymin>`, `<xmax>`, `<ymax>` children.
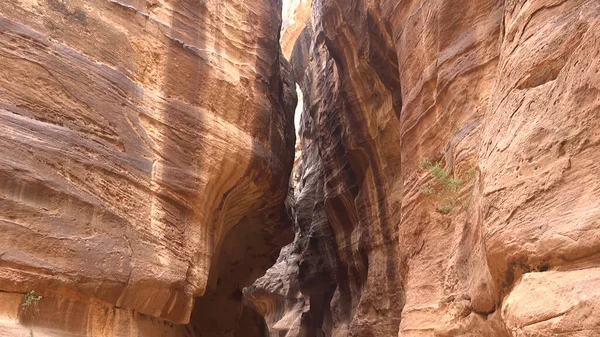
<box><xmin>0</xmin><ymin>0</ymin><xmax>295</xmax><ymax>335</ymax></box>
<box><xmin>247</xmin><ymin>0</ymin><xmax>600</xmax><ymax>336</ymax></box>
<box><xmin>280</xmin><ymin>0</ymin><xmax>311</xmax><ymax>59</ymax></box>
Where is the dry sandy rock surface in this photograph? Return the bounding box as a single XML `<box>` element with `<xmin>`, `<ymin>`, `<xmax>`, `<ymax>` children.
<box><xmin>1</xmin><ymin>0</ymin><xmax>599</xmax><ymax>336</ymax></box>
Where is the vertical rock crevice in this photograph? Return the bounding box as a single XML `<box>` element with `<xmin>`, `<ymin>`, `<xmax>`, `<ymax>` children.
<box><xmin>247</xmin><ymin>1</ymin><xmax>404</xmax><ymax>336</ymax></box>
<box><xmin>1</xmin><ymin>0</ymin><xmax>599</xmax><ymax>336</ymax></box>
<box><xmin>247</xmin><ymin>0</ymin><xmax>600</xmax><ymax>337</ymax></box>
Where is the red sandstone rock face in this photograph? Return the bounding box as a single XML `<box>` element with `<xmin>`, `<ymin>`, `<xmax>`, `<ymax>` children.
<box><xmin>0</xmin><ymin>0</ymin><xmax>295</xmax><ymax>336</ymax></box>
<box><xmin>2</xmin><ymin>0</ymin><xmax>599</xmax><ymax>335</ymax></box>
<box><xmin>248</xmin><ymin>0</ymin><xmax>600</xmax><ymax>336</ymax></box>
<box><xmin>280</xmin><ymin>0</ymin><xmax>311</xmax><ymax>59</ymax></box>
<box><xmin>245</xmin><ymin>241</ymin><xmax>307</xmax><ymax>337</ymax></box>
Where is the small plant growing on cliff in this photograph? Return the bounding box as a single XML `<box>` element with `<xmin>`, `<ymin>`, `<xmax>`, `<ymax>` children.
<box><xmin>21</xmin><ymin>290</ymin><xmax>42</xmax><ymax>337</ymax></box>
<box><xmin>21</xmin><ymin>290</ymin><xmax>42</xmax><ymax>311</ymax></box>
<box><xmin>419</xmin><ymin>159</ymin><xmax>476</xmax><ymax>214</ymax></box>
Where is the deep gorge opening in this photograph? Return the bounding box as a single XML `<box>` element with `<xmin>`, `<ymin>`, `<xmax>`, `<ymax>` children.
<box><xmin>0</xmin><ymin>0</ymin><xmax>598</xmax><ymax>336</ymax></box>
<box><xmin>242</xmin><ymin>0</ymin><xmax>405</xmax><ymax>336</ymax></box>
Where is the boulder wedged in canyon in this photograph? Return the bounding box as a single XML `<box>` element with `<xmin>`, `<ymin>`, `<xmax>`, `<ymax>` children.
<box><xmin>0</xmin><ymin>0</ymin><xmax>295</xmax><ymax>336</ymax></box>
<box><xmin>247</xmin><ymin>0</ymin><xmax>600</xmax><ymax>336</ymax></box>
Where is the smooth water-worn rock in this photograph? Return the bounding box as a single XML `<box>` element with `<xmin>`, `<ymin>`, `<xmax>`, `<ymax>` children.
<box><xmin>0</xmin><ymin>0</ymin><xmax>295</xmax><ymax>335</ymax></box>
<box><xmin>2</xmin><ymin>0</ymin><xmax>600</xmax><ymax>336</ymax></box>
<box><xmin>248</xmin><ymin>0</ymin><xmax>600</xmax><ymax>336</ymax></box>
<box><xmin>280</xmin><ymin>0</ymin><xmax>311</xmax><ymax>59</ymax></box>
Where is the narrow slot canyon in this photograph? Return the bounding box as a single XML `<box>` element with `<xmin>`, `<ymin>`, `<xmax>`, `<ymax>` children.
<box><xmin>0</xmin><ymin>0</ymin><xmax>599</xmax><ymax>337</ymax></box>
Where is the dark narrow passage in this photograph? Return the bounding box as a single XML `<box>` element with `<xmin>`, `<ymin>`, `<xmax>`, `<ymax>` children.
<box><xmin>244</xmin><ymin>1</ymin><xmax>405</xmax><ymax>336</ymax></box>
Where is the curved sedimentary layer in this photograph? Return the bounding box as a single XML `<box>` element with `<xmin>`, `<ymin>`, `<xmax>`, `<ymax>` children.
<box><xmin>280</xmin><ymin>0</ymin><xmax>311</xmax><ymax>59</ymax></box>
<box><xmin>249</xmin><ymin>1</ymin><xmax>404</xmax><ymax>335</ymax></box>
<box><xmin>248</xmin><ymin>0</ymin><xmax>600</xmax><ymax>336</ymax></box>
<box><xmin>0</xmin><ymin>0</ymin><xmax>295</xmax><ymax>335</ymax></box>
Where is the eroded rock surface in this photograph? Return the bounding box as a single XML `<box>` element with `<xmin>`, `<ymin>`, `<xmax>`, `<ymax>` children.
<box><xmin>280</xmin><ymin>0</ymin><xmax>311</xmax><ymax>59</ymax></box>
<box><xmin>2</xmin><ymin>0</ymin><xmax>600</xmax><ymax>335</ymax></box>
<box><xmin>0</xmin><ymin>0</ymin><xmax>295</xmax><ymax>335</ymax></box>
<box><xmin>248</xmin><ymin>0</ymin><xmax>600</xmax><ymax>336</ymax></box>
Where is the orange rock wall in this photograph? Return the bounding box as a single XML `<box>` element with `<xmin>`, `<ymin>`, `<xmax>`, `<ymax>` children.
<box><xmin>0</xmin><ymin>0</ymin><xmax>295</xmax><ymax>335</ymax></box>
<box><xmin>247</xmin><ymin>0</ymin><xmax>600</xmax><ymax>336</ymax></box>
<box><xmin>280</xmin><ymin>0</ymin><xmax>311</xmax><ymax>58</ymax></box>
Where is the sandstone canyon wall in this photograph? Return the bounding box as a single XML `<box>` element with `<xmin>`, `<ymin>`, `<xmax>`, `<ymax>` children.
<box><xmin>280</xmin><ymin>0</ymin><xmax>311</xmax><ymax>59</ymax></box>
<box><xmin>1</xmin><ymin>0</ymin><xmax>600</xmax><ymax>336</ymax></box>
<box><xmin>247</xmin><ymin>0</ymin><xmax>600</xmax><ymax>336</ymax></box>
<box><xmin>0</xmin><ymin>0</ymin><xmax>296</xmax><ymax>336</ymax></box>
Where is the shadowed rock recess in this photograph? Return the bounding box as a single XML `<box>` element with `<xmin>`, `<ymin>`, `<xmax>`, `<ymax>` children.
<box><xmin>1</xmin><ymin>0</ymin><xmax>600</xmax><ymax>336</ymax></box>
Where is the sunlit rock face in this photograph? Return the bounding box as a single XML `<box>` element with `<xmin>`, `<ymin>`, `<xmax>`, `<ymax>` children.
<box><xmin>248</xmin><ymin>0</ymin><xmax>600</xmax><ymax>336</ymax></box>
<box><xmin>280</xmin><ymin>0</ymin><xmax>311</xmax><ymax>59</ymax></box>
<box><xmin>0</xmin><ymin>0</ymin><xmax>295</xmax><ymax>335</ymax></box>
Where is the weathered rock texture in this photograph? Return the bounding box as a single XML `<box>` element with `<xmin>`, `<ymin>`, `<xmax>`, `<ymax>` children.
<box><xmin>280</xmin><ymin>0</ymin><xmax>311</xmax><ymax>59</ymax></box>
<box><xmin>0</xmin><ymin>0</ymin><xmax>295</xmax><ymax>336</ymax></box>
<box><xmin>244</xmin><ymin>239</ymin><xmax>307</xmax><ymax>337</ymax></box>
<box><xmin>247</xmin><ymin>0</ymin><xmax>600</xmax><ymax>336</ymax></box>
